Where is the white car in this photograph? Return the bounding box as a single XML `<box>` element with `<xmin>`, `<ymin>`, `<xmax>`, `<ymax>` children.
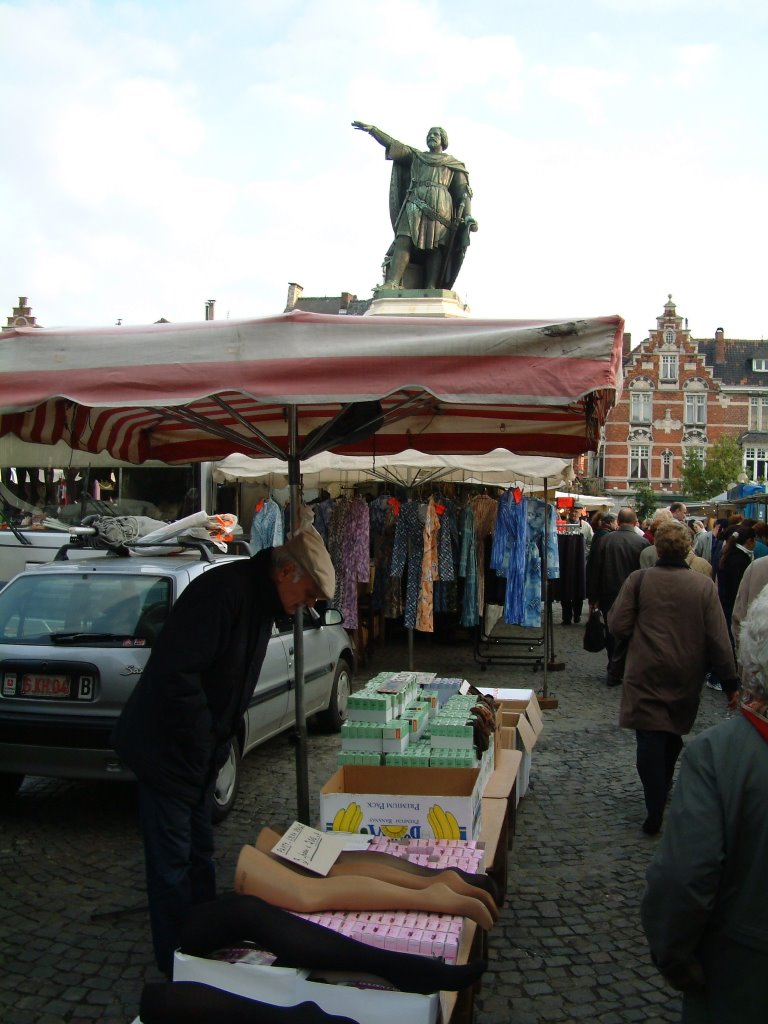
<box><xmin>0</xmin><ymin>541</ymin><xmax>354</xmax><ymax>818</ymax></box>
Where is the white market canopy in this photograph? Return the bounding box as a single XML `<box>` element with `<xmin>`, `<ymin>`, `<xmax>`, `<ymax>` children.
<box><xmin>0</xmin><ymin>310</ymin><xmax>624</xmax><ymax>465</ymax></box>
<box><xmin>212</xmin><ymin>448</ymin><xmax>574</xmax><ymax>490</ymax></box>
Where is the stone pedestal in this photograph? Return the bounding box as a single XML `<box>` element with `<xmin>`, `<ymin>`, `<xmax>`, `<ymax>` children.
<box><xmin>364</xmin><ymin>288</ymin><xmax>470</xmax><ymax>318</ymax></box>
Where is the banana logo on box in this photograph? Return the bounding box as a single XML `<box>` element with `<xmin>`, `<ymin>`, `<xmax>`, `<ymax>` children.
<box><xmin>427</xmin><ymin>803</ymin><xmax>461</xmax><ymax>840</ymax></box>
<box><xmin>331</xmin><ymin>801</ymin><xmax>364</xmax><ymax>833</ymax></box>
<box><xmin>380</xmin><ymin>824</ymin><xmax>409</xmax><ymax>839</ymax></box>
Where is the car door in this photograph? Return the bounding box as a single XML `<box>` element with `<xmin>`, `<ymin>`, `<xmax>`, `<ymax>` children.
<box><xmin>241</xmin><ymin>625</ymin><xmax>291</xmax><ymax>751</ymax></box>
<box><xmin>279</xmin><ymin>610</ymin><xmax>336</xmax><ymax>724</ymax></box>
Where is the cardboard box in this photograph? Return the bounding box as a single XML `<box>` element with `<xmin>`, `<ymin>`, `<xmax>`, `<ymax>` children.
<box><xmin>510</xmin><ymin>713</ymin><xmax>538</xmax><ymax>798</ymax></box>
<box><xmin>173</xmin><ymin>951</ymin><xmax>439</xmax><ymax>1024</ymax></box>
<box><xmin>320</xmin><ymin>764</ymin><xmax>484</xmax><ymax>841</ymax></box>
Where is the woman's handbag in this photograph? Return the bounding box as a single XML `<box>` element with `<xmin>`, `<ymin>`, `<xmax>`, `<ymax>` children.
<box><xmin>583</xmin><ymin>608</ymin><xmax>606</xmax><ymax>653</ymax></box>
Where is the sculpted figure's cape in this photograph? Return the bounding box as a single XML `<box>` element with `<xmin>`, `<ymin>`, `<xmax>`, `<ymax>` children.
<box><xmin>387</xmin><ymin>148</ymin><xmax>473</xmax><ymax>290</ymax></box>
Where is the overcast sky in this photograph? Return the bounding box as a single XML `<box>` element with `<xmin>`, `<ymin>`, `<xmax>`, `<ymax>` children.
<box><xmin>2</xmin><ymin>0</ymin><xmax>767</xmax><ymax>345</ymax></box>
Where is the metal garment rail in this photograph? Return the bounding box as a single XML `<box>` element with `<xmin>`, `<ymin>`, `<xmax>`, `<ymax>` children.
<box><xmin>471</xmin><ymin>478</ymin><xmax>555</xmax><ymax>698</ymax></box>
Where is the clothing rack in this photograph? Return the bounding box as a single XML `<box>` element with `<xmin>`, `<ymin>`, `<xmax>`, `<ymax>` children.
<box><xmin>471</xmin><ymin>481</ymin><xmax>555</xmax><ymax>692</ymax></box>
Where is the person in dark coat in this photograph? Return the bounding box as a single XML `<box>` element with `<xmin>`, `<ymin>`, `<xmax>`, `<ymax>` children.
<box><xmin>112</xmin><ymin>526</ymin><xmax>335</xmax><ymax>977</ymax></box>
<box><xmin>608</xmin><ymin>519</ymin><xmax>738</xmax><ymax>835</ymax></box>
<box><xmin>641</xmin><ymin>586</ymin><xmax>768</xmax><ymax>1022</ymax></box>
<box><xmin>716</xmin><ymin>524</ymin><xmax>756</xmax><ymax>634</ymax></box>
<box><xmin>586</xmin><ymin>507</ymin><xmax>649</xmax><ymax>685</ymax></box>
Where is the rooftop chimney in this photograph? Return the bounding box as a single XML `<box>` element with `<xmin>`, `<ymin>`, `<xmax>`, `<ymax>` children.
<box><xmin>715</xmin><ymin>327</ymin><xmax>725</xmax><ymax>363</ymax></box>
<box><xmin>204</xmin><ymin>299</ymin><xmax>216</xmax><ymax>321</ymax></box>
<box><xmin>340</xmin><ymin>291</ymin><xmax>355</xmax><ymax>312</ymax></box>
<box><xmin>286</xmin><ymin>282</ymin><xmax>303</xmax><ymax>311</ymax></box>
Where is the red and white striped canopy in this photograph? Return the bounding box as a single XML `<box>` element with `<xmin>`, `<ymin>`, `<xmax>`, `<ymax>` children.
<box><xmin>0</xmin><ymin>310</ymin><xmax>624</xmax><ymax>465</ymax></box>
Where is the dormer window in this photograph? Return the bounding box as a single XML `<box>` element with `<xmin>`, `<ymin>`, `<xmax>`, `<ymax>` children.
<box><xmin>660</xmin><ymin>354</ymin><xmax>678</xmax><ymax>382</ymax></box>
<box><xmin>753</xmin><ymin>358</ymin><xmax>768</xmax><ymax>372</ymax></box>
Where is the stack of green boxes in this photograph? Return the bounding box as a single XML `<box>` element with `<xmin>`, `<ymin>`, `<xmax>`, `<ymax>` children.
<box><xmin>338</xmin><ymin>674</ymin><xmax>483</xmax><ymax>771</ymax></box>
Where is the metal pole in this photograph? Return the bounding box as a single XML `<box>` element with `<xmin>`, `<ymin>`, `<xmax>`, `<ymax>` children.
<box><xmin>288</xmin><ymin>406</ymin><xmax>310</xmax><ymax>824</ymax></box>
<box><xmin>542</xmin><ymin>477</ymin><xmax>549</xmax><ymax>700</ymax></box>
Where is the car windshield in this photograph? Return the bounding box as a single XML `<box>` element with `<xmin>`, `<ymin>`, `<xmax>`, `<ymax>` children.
<box><xmin>0</xmin><ymin>572</ymin><xmax>172</xmax><ymax>644</ymax></box>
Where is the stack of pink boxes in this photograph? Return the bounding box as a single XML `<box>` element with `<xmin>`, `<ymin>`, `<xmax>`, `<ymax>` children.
<box><xmin>294</xmin><ymin>838</ymin><xmax>485</xmax><ymax>965</ymax></box>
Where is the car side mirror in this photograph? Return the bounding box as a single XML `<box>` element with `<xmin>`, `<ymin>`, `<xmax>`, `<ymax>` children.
<box><xmin>323</xmin><ymin>607</ymin><xmax>344</xmax><ymax>627</ymax></box>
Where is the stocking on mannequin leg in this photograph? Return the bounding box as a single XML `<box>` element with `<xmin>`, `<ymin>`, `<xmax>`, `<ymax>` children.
<box><xmin>255</xmin><ymin>825</ymin><xmax>501</xmax><ymax>905</ymax></box>
<box><xmin>235</xmin><ymin>845</ymin><xmax>494</xmax><ymax>930</ymax></box>
<box><xmin>253</xmin><ymin>828</ymin><xmax>498</xmax><ymax>921</ymax></box>
<box><xmin>140</xmin><ymin>981</ymin><xmax>359</xmax><ymax>1024</ymax></box>
<box><xmin>179</xmin><ymin>892</ymin><xmax>488</xmax><ymax>994</ymax></box>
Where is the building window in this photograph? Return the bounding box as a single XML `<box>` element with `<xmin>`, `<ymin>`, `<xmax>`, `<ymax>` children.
<box><xmin>686</xmin><ymin>446</ymin><xmax>706</xmax><ymax>467</ymax></box>
<box><xmin>630</xmin><ymin>391</ymin><xmax>652</xmax><ymax>423</ymax></box>
<box><xmin>684</xmin><ymin>392</ymin><xmax>707</xmax><ymax>425</ymax></box>
<box><xmin>750</xmin><ymin>396</ymin><xmax>768</xmax><ymax>430</ymax></box>
<box><xmin>629</xmin><ymin>445</ymin><xmax>650</xmax><ymax>479</ymax></box>
<box><xmin>753</xmin><ymin>358</ymin><xmax>768</xmax><ymax>372</ymax></box>
<box><xmin>664</xmin><ymin>330</ymin><xmax>675</xmax><ymax>344</ymax></box>
<box><xmin>661</xmin><ymin>450</ymin><xmax>672</xmax><ymax>482</ymax></box>
<box><xmin>660</xmin><ymin>354</ymin><xmax>678</xmax><ymax>382</ymax></box>
<box><xmin>744</xmin><ymin>447</ymin><xmax>768</xmax><ymax>481</ymax></box>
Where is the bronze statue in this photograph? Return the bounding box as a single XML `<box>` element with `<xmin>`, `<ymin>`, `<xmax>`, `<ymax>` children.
<box><xmin>352</xmin><ymin>122</ymin><xmax>478</xmax><ymax>291</ymax></box>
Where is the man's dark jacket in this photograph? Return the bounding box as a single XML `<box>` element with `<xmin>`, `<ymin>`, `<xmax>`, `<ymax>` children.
<box><xmin>586</xmin><ymin>526</ymin><xmax>649</xmax><ymax>607</ymax></box>
<box><xmin>112</xmin><ymin>549</ymin><xmax>281</xmax><ymax>805</ymax></box>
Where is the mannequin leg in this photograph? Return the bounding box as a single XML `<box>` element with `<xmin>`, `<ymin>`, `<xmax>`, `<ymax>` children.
<box><xmin>235</xmin><ymin>846</ymin><xmax>494</xmax><ymax>930</ymax></box>
<box><xmin>254</xmin><ymin>828</ymin><xmax>498</xmax><ymax>921</ymax></box>
<box><xmin>256</xmin><ymin>826</ymin><xmax>500</xmax><ymax>904</ymax></box>
<box><xmin>179</xmin><ymin>892</ymin><xmax>488</xmax><ymax>994</ymax></box>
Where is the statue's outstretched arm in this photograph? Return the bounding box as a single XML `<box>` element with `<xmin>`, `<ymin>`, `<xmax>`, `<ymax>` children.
<box><xmin>352</xmin><ymin>121</ymin><xmax>394</xmax><ymax>149</ymax></box>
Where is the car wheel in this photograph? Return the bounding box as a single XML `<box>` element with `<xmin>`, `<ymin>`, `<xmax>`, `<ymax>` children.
<box><xmin>316</xmin><ymin>658</ymin><xmax>352</xmax><ymax>733</ymax></box>
<box><xmin>212</xmin><ymin>736</ymin><xmax>241</xmax><ymax>822</ymax></box>
<box><xmin>0</xmin><ymin>772</ymin><xmax>24</xmax><ymax>803</ymax></box>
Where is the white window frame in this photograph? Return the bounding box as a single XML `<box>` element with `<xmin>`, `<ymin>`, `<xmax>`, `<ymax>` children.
<box><xmin>684</xmin><ymin>392</ymin><xmax>707</xmax><ymax>425</ymax></box>
<box><xmin>661</xmin><ymin>450</ymin><xmax>672</xmax><ymax>481</ymax></box>
<box><xmin>664</xmin><ymin>330</ymin><xmax>675</xmax><ymax>344</ymax></box>
<box><xmin>743</xmin><ymin>447</ymin><xmax>768</xmax><ymax>480</ymax></box>
<box><xmin>686</xmin><ymin>446</ymin><xmax>706</xmax><ymax>467</ymax></box>
<box><xmin>660</xmin><ymin>354</ymin><xmax>678</xmax><ymax>382</ymax></box>
<box><xmin>749</xmin><ymin>396</ymin><xmax>768</xmax><ymax>431</ymax></box>
<box><xmin>752</xmin><ymin>358</ymin><xmax>768</xmax><ymax>372</ymax></box>
<box><xmin>629</xmin><ymin>445</ymin><xmax>650</xmax><ymax>480</ymax></box>
<box><xmin>630</xmin><ymin>390</ymin><xmax>652</xmax><ymax>424</ymax></box>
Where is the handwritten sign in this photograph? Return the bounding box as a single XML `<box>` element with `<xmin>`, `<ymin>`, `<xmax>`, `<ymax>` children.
<box><xmin>271</xmin><ymin>821</ymin><xmax>346</xmax><ymax>876</ymax></box>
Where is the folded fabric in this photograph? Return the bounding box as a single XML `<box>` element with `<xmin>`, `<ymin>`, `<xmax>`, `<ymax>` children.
<box><xmin>180</xmin><ymin>892</ymin><xmax>487</xmax><ymax>994</ymax></box>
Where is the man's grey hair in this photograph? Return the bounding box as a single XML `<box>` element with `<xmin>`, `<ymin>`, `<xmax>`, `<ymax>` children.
<box><xmin>617</xmin><ymin>506</ymin><xmax>637</xmax><ymax>525</ymax></box>
<box><xmin>740</xmin><ymin>585</ymin><xmax>768</xmax><ymax>700</ymax></box>
<box><xmin>271</xmin><ymin>547</ymin><xmax>304</xmax><ymax>583</ymax></box>
<box><xmin>649</xmin><ymin>508</ymin><xmax>673</xmax><ymax>533</ymax></box>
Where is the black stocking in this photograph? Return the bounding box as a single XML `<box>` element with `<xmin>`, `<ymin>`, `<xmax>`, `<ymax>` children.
<box><xmin>180</xmin><ymin>892</ymin><xmax>486</xmax><ymax>994</ymax></box>
<box><xmin>140</xmin><ymin>981</ymin><xmax>360</xmax><ymax>1023</ymax></box>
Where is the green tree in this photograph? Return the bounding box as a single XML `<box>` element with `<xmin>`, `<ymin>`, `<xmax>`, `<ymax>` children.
<box><xmin>681</xmin><ymin>435</ymin><xmax>744</xmax><ymax>499</ymax></box>
<box><xmin>680</xmin><ymin>450</ymin><xmax>710</xmax><ymax>500</ymax></box>
<box><xmin>632</xmin><ymin>482</ymin><xmax>657</xmax><ymax>522</ymax></box>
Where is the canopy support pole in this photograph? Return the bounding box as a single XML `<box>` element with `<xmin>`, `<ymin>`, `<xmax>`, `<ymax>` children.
<box><xmin>288</xmin><ymin>405</ymin><xmax>310</xmax><ymax>824</ymax></box>
<box><xmin>542</xmin><ymin>477</ymin><xmax>549</xmax><ymax>701</ymax></box>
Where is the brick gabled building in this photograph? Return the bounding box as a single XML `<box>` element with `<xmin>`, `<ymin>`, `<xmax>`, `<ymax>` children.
<box><xmin>590</xmin><ymin>295</ymin><xmax>768</xmax><ymax>498</ymax></box>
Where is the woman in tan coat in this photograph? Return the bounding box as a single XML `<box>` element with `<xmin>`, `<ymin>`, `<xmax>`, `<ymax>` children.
<box><xmin>608</xmin><ymin>520</ymin><xmax>739</xmax><ymax>835</ymax></box>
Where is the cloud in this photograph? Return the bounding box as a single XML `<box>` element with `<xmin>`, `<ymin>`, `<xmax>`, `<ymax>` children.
<box><xmin>533</xmin><ymin>64</ymin><xmax>628</xmax><ymax>126</ymax></box>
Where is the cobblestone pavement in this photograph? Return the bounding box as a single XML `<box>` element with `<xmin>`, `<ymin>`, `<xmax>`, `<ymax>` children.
<box><xmin>0</xmin><ymin>618</ymin><xmax>732</xmax><ymax>1024</ymax></box>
